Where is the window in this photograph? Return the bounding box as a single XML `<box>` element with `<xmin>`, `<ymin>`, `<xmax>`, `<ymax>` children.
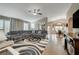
<box><xmin>31</xmin><ymin>23</ymin><xmax>35</xmax><ymax>30</ymax></box>
<box><xmin>4</xmin><ymin>20</ymin><xmax>10</xmax><ymax>33</ymax></box>
<box><xmin>0</xmin><ymin>20</ymin><xmax>3</xmax><ymax>29</ymax></box>
<box><xmin>24</xmin><ymin>23</ymin><xmax>29</xmax><ymax>30</ymax></box>
<box><xmin>0</xmin><ymin>19</ymin><xmax>10</xmax><ymax>33</ymax></box>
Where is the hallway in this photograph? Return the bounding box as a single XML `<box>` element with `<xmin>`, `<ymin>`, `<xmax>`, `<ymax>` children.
<box><xmin>42</xmin><ymin>34</ymin><xmax>67</xmax><ymax>55</ymax></box>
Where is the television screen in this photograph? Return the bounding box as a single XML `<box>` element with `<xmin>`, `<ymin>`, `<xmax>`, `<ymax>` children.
<box><xmin>73</xmin><ymin>9</ymin><xmax>79</xmax><ymax>28</ymax></box>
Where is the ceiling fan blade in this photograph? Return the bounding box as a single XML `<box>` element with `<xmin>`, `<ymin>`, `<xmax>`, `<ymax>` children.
<box><xmin>37</xmin><ymin>9</ymin><xmax>40</xmax><ymax>12</ymax></box>
<box><xmin>38</xmin><ymin>13</ymin><xmax>42</xmax><ymax>15</ymax></box>
<box><xmin>34</xmin><ymin>9</ymin><xmax>37</xmax><ymax>13</ymax></box>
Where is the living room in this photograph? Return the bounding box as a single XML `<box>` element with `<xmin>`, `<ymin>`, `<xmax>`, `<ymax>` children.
<box><xmin>0</xmin><ymin>3</ymin><xmax>79</xmax><ymax>55</ymax></box>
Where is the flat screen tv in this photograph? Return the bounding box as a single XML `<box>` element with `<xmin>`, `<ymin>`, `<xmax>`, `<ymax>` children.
<box><xmin>73</xmin><ymin>9</ymin><xmax>79</xmax><ymax>28</ymax></box>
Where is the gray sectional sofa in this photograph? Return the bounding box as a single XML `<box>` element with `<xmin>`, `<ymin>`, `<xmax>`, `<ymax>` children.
<box><xmin>6</xmin><ymin>30</ymin><xmax>47</xmax><ymax>42</ymax></box>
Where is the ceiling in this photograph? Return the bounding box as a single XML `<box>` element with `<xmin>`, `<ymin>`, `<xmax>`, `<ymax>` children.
<box><xmin>0</xmin><ymin>3</ymin><xmax>71</xmax><ymax>22</ymax></box>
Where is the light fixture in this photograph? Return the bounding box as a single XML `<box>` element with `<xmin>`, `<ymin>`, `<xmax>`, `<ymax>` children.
<box><xmin>28</xmin><ymin>9</ymin><xmax>42</xmax><ymax>15</ymax></box>
<box><xmin>32</xmin><ymin>13</ymin><xmax>37</xmax><ymax>15</ymax></box>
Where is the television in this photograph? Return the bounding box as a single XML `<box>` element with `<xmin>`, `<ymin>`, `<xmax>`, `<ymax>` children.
<box><xmin>73</xmin><ymin>9</ymin><xmax>79</xmax><ymax>28</ymax></box>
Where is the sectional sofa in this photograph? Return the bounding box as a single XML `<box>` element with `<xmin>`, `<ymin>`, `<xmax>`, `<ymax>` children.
<box><xmin>6</xmin><ymin>30</ymin><xmax>47</xmax><ymax>42</ymax></box>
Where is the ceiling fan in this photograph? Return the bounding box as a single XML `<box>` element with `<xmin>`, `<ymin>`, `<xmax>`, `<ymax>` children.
<box><xmin>28</xmin><ymin>9</ymin><xmax>42</xmax><ymax>15</ymax></box>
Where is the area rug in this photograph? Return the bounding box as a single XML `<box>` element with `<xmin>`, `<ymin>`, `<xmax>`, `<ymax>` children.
<box><xmin>12</xmin><ymin>39</ymin><xmax>48</xmax><ymax>55</ymax></box>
